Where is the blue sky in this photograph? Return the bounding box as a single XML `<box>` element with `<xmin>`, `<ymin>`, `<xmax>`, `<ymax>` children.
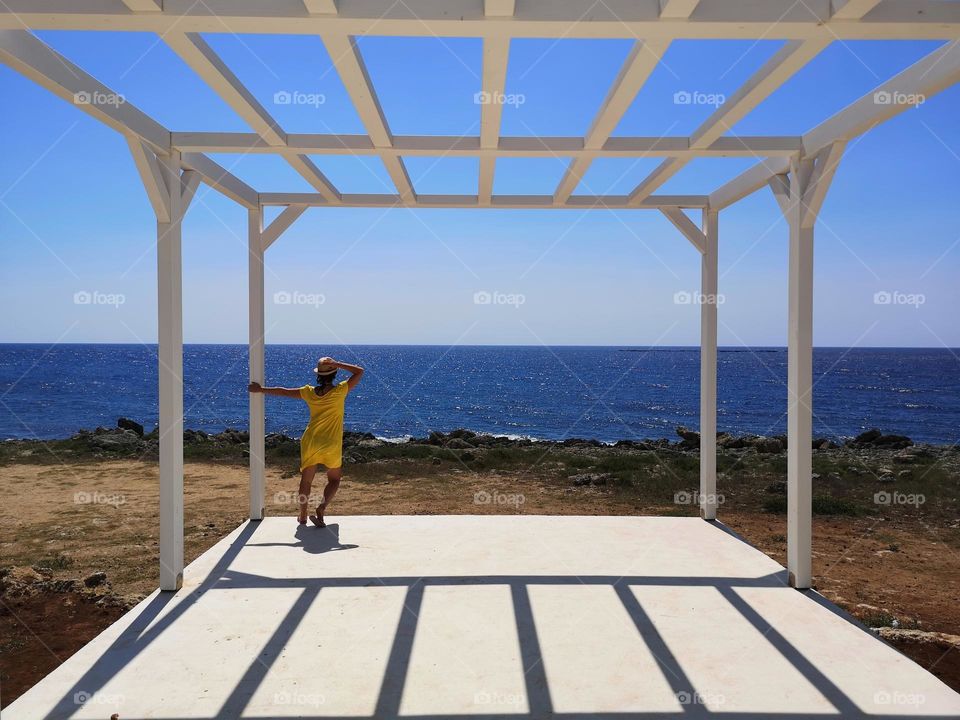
<box><xmin>1</xmin><ymin>32</ymin><xmax>958</xmax><ymax>348</ymax></box>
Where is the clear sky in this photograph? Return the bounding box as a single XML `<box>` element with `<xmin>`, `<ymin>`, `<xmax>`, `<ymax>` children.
<box><xmin>1</xmin><ymin>32</ymin><xmax>958</xmax><ymax>348</ymax></box>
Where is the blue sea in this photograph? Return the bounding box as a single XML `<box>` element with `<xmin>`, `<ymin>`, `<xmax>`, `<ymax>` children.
<box><xmin>0</xmin><ymin>344</ymin><xmax>958</xmax><ymax>444</ymax></box>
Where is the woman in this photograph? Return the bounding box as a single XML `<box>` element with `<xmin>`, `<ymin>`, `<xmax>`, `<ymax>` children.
<box><xmin>248</xmin><ymin>356</ymin><xmax>364</xmax><ymax>527</ymax></box>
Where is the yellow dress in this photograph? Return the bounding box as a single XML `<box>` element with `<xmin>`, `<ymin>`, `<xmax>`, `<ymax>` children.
<box><xmin>298</xmin><ymin>381</ymin><xmax>350</xmax><ymax>470</ymax></box>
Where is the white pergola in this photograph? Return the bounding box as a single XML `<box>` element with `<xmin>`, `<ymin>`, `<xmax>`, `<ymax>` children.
<box><xmin>3</xmin><ymin>1</ymin><xmax>959</xmax><ymax>593</ymax></box>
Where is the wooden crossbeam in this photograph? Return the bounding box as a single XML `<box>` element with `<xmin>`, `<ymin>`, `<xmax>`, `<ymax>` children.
<box><xmin>628</xmin><ymin>39</ymin><xmax>829</xmax><ymax>206</ymax></box>
<box><xmin>2</xmin><ymin>2</ymin><xmax>959</xmax><ymax>39</ymax></box>
<box><xmin>554</xmin><ymin>39</ymin><xmax>670</xmax><ymax>205</ymax></box>
<box><xmin>321</xmin><ymin>33</ymin><xmax>415</xmax><ymax>202</ymax></box>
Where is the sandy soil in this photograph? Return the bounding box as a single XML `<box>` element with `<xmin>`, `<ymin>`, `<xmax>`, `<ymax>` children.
<box><xmin>1</xmin><ymin>459</ymin><xmax>958</xmax><ymax>704</ymax></box>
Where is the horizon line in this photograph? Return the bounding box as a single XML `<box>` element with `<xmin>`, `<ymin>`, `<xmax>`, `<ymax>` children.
<box><xmin>0</xmin><ymin>341</ymin><xmax>957</xmax><ymax>351</ymax></box>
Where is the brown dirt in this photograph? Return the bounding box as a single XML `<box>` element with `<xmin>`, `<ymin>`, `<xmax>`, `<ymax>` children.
<box><xmin>1</xmin><ymin>459</ymin><xmax>958</xmax><ymax>706</ymax></box>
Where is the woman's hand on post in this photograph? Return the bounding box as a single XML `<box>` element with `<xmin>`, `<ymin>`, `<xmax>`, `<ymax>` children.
<box><xmin>248</xmin><ymin>381</ymin><xmax>262</xmax><ymax>393</ymax></box>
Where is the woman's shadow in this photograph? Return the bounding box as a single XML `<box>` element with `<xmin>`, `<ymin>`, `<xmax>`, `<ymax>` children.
<box><xmin>252</xmin><ymin>522</ymin><xmax>358</xmax><ymax>554</ymax></box>
<box><xmin>296</xmin><ymin>523</ymin><xmax>358</xmax><ymax>554</ymax></box>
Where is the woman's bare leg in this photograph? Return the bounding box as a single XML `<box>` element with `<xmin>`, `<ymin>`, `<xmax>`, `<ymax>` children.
<box><xmin>297</xmin><ymin>465</ymin><xmax>318</xmax><ymax>523</ymax></box>
<box><xmin>314</xmin><ymin>467</ymin><xmax>342</xmax><ymax>527</ymax></box>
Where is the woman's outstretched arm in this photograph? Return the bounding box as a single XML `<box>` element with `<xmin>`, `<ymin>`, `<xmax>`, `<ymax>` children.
<box><xmin>248</xmin><ymin>382</ymin><xmax>301</xmax><ymax>398</ymax></box>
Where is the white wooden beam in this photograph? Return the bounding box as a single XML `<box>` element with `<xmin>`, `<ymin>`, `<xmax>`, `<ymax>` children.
<box><xmin>127</xmin><ymin>138</ymin><xmax>172</xmax><ymax>223</ymax></box>
<box><xmin>785</xmin><ymin>156</ymin><xmax>814</xmax><ymax>590</ymax></box>
<box><xmin>261</xmin><ymin>204</ymin><xmax>309</xmax><ymax>251</ymax></box>
<box><xmin>484</xmin><ymin>0</ymin><xmax>515</xmax><ymax>17</ymax></box>
<box><xmin>830</xmin><ymin>0</ymin><xmax>883</xmax><ymax>20</ymax></box>
<box><xmin>629</xmin><ymin>39</ymin><xmax>829</xmax><ymax>206</ymax></box>
<box><xmin>303</xmin><ymin>0</ymin><xmax>337</xmax><ymax>13</ymax></box>
<box><xmin>164</xmin><ymin>33</ymin><xmax>285</xmax><ymax>145</ymax></box>
<box><xmin>285</xmin><ymin>154</ymin><xmax>340</xmax><ymax>203</ymax></box>
<box><xmin>179</xmin><ymin>153</ymin><xmax>258</xmax><ymax>209</ymax></box>
<box><xmin>164</xmin><ymin>32</ymin><xmax>343</xmax><ymax>201</ymax></box>
<box><xmin>179</xmin><ymin>169</ymin><xmax>201</xmax><ymax>210</ymax></box>
<box><xmin>321</xmin><ymin>33</ymin><xmax>415</xmax><ymax>202</ymax></box>
<box><xmin>768</xmin><ymin>173</ymin><xmax>791</xmax><ymax>215</ymax></box>
<box><xmin>478</xmin><ymin>49</ymin><xmax>508</xmax><ymax>206</ymax></box>
<box><xmin>800</xmin><ymin>141</ymin><xmax>846</xmax><ymax>227</ymax></box>
<box><xmin>3</xmin><ymin>3</ymin><xmax>959</xmax><ymax>39</ymax></box>
<box><xmin>0</xmin><ymin>29</ymin><xmax>170</xmax><ymax>152</ymax></box>
<box><xmin>712</xmin><ymin>41</ymin><xmax>960</xmax><ymax>212</ymax></box>
<box><xmin>804</xmin><ymin>40</ymin><xmax>960</xmax><ymax>157</ymax></box>
<box><xmin>700</xmin><ymin>208</ymin><xmax>718</xmax><ymax>521</ymax></box>
<box><xmin>660</xmin><ymin>0</ymin><xmax>700</xmax><ymax>19</ymax></box>
<box><xmin>156</xmin><ymin>150</ymin><xmax>184</xmax><ymax>592</ymax></box>
<box><xmin>248</xmin><ymin>207</ymin><xmax>265</xmax><ymax>521</ymax></box>
<box><xmin>710</xmin><ymin>157</ymin><xmax>790</xmax><ymax>209</ymax></box>
<box><xmin>660</xmin><ymin>207</ymin><xmax>706</xmax><ymax>253</ymax></box>
<box><xmin>554</xmin><ymin>39</ymin><xmax>670</xmax><ymax>204</ymax></box>
<box><xmin>258</xmin><ymin>192</ymin><xmax>709</xmax><ymax>209</ymax></box>
<box><xmin>170</xmin><ymin>132</ymin><xmax>804</xmax><ymax>158</ymax></box>
<box><xmin>121</xmin><ymin>0</ymin><xmax>163</xmax><ymax>12</ymax></box>
<box><xmin>479</xmin><ymin>34</ymin><xmax>510</xmax><ymax>205</ymax></box>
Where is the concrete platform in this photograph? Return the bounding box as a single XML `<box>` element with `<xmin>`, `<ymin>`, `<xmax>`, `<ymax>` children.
<box><xmin>6</xmin><ymin>515</ymin><xmax>960</xmax><ymax>719</ymax></box>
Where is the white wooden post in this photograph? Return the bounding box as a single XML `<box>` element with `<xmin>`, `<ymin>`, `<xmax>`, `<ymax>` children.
<box><xmin>700</xmin><ymin>209</ymin><xmax>719</xmax><ymax>520</ymax></box>
<box><xmin>786</xmin><ymin>157</ymin><xmax>814</xmax><ymax>589</ymax></box>
<box><xmin>157</xmin><ymin>150</ymin><xmax>184</xmax><ymax>591</ymax></box>
<box><xmin>766</xmin><ymin>144</ymin><xmax>844</xmax><ymax>589</ymax></box>
<box><xmin>249</xmin><ymin>208</ymin><xmax>266</xmax><ymax>520</ymax></box>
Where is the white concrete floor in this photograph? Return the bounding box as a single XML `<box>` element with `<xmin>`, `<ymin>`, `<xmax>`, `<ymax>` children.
<box><xmin>6</xmin><ymin>515</ymin><xmax>960</xmax><ymax>719</ymax></box>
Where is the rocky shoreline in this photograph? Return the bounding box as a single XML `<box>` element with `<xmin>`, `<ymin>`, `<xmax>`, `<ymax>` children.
<box><xmin>0</xmin><ymin>417</ymin><xmax>940</xmax><ymax>459</ymax></box>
